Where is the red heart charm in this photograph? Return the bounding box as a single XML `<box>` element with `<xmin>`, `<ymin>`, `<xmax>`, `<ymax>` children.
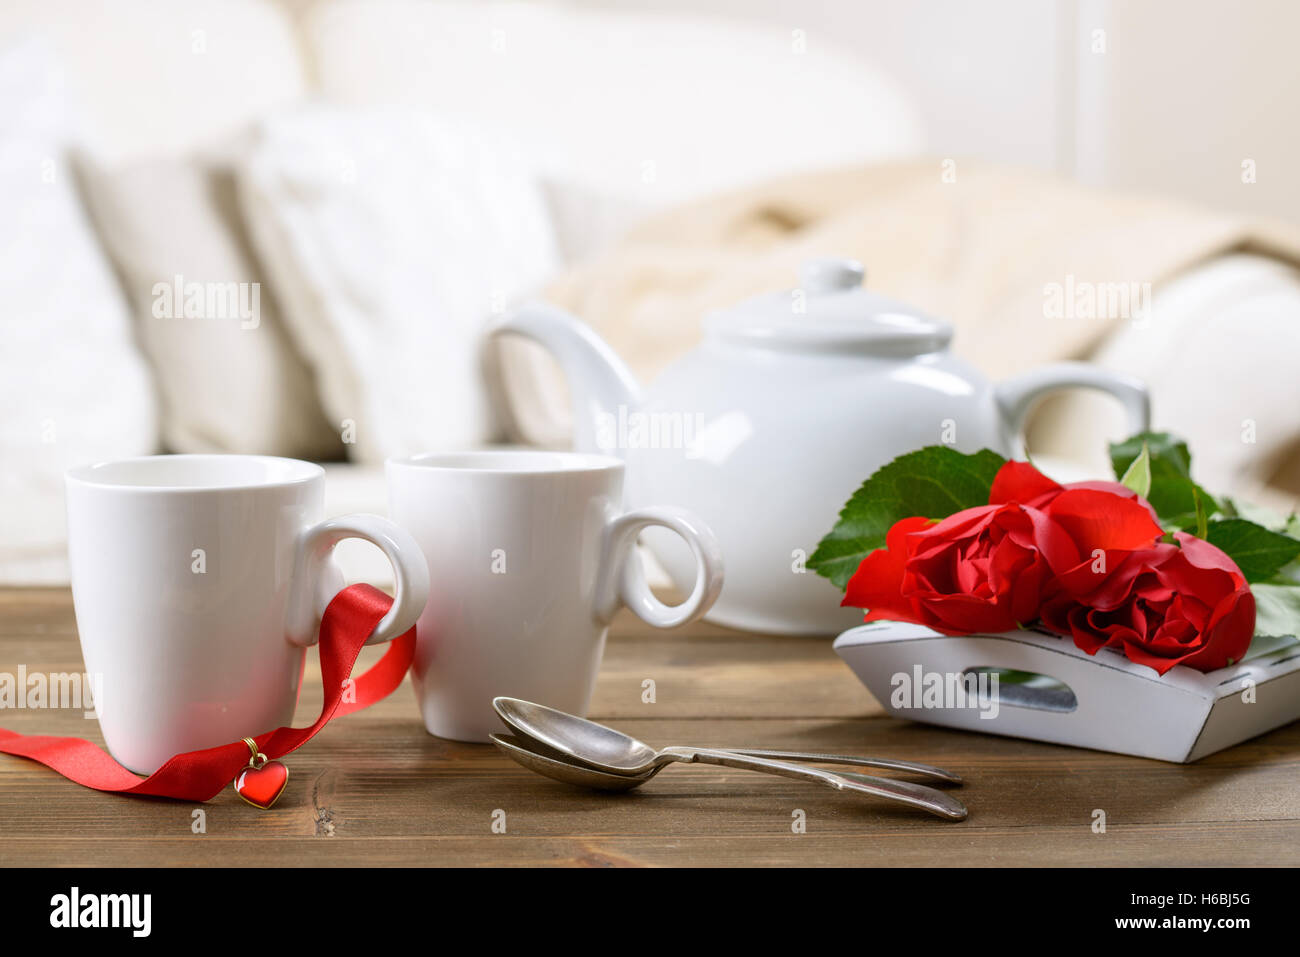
<box><xmin>233</xmin><ymin>760</ymin><xmax>289</xmax><ymax>809</ymax></box>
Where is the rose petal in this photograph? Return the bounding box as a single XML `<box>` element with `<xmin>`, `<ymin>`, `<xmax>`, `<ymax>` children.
<box><xmin>990</xmin><ymin>461</ymin><xmax>1063</xmax><ymax>505</ymax></box>
<box><xmin>843</xmin><ymin>517</ymin><xmax>931</xmax><ymax>621</ymax></box>
<box><xmin>1173</xmin><ymin>532</ymin><xmax>1249</xmax><ymax>581</ymax></box>
<box><xmin>1044</xmin><ymin>488</ymin><xmax>1164</xmax><ymax>551</ymax></box>
<box><xmin>1178</xmin><ymin>588</ymin><xmax>1255</xmax><ymax>672</ymax></box>
<box><xmin>919</xmin><ymin>592</ymin><xmax>1019</xmax><ymax>634</ymax></box>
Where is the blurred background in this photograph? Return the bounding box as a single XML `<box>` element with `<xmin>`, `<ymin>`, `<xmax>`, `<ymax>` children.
<box><xmin>5</xmin><ymin>0</ymin><xmax>1300</xmax><ymax>584</ymax></box>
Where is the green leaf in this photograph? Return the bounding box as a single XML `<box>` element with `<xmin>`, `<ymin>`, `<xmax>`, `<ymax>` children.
<box><xmin>1119</xmin><ymin>441</ymin><xmax>1152</xmax><ymax>498</ymax></box>
<box><xmin>1110</xmin><ymin>432</ymin><xmax>1192</xmax><ymax>479</ymax></box>
<box><xmin>1146</xmin><ymin>477</ymin><xmax>1216</xmax><ymax>523</ymax></box>
<box><xmin>1204</xmin><ymin>519</ymin><xmax>1300</xmax><ymax>583</ymax></box>
<box><xmin>1220</xmin><ymin>496</ymin><xmax>1299</xmax><ymax>534</ymax></box>
<box><xmin>808</xmin><ymin>446</ymin><xmax>1007</xmax><ymax>590</ymax></box>
<box><xmin>1109</xmin><ymin>431</ymin><xmax>1218</xmax><ymax>523</ymax></box>
<box><xmin>1193</xmin><ymin>487</ymin><xmax>1208</xmax><ymax>540</ymax></box>
<box><xmin>1248</xmin><ymin>583</ymin><xmax>1300</xmax><ymax>641</ymax></box>
<box><xmin>1241</xmin><ymin>633</ymin><xmax>1300</xmax><ymax>662</ymax></box>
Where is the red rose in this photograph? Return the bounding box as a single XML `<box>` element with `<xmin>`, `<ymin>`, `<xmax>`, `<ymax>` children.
<box><xmin>991</xmin><ymin>459</ymin><xmax>1153</xmax><ymax>515</ymax></box>
<box><xmin>843</xmin><ymin>464</ymin><xmax>1164</xmax><ymax>635</ymax></box>
<box><xmin>839</xmin><ymin>457</ymin><xmax>1258</xmax><ymax>676</ymax></box>
<box><xmin>1041</xmin><ymin>532</ymin><xmax>1255</xmax><ymax>674</ymax></box>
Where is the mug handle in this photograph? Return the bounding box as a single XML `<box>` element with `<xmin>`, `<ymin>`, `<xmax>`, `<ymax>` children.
<box><xmin>285</xmin><ymin>514</ymin><xmax>430</xmax><ymax>648</ymax></box>
<box><xmin>596</xmin><ymin>506</ymin><xmax>724</xmax><ymax>628</ymax></box>
<box><xmin>993</xmin><ymin>361</ymin><xmax>1151</xmax><ymax>456</ymax></box>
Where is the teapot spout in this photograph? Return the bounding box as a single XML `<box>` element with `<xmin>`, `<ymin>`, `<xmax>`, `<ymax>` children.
<box><xmin>493</xmin><ymin>302</ymin><xmax>642</xmax><ymax>455</ymax></box>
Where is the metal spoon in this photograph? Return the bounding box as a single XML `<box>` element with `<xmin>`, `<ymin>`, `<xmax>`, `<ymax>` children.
<box><xmin>493</xmin><ymin>733</ymin><xmax>950</xmax><ymax>801</ymax></box>
<box><xmin>492</xmin><ymin>733</ymin><xmax>656</xmax><ymax>792</ymax></box>
<box><xmin>491</xmin><ymin>699</ymin><xmax>967</xmax><ymax>821</ymax></box>
<box><xmin>493</xmin><ymin>697</ymin><xmax>961</xmax><ymax>783</ymax></box>
<box><xmin>705</xmin><ymin>748</ymin><xmax>959</xmax><ymax>784</ymax></box>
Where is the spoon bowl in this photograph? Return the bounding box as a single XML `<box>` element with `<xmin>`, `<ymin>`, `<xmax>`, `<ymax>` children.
<box><xmin>491</xmin><ymin>733</ymin><xmax>658</xmax><ymax>792</ymax></box>
<box><xmin>495</xmin><ymin>696</ymin><xmax>657</xmax><ymax>773</ymax></box>
<box><xmin>492</xmin><ymin>696</ymin><xmax>968</xmax><ymax>821</ymax></box>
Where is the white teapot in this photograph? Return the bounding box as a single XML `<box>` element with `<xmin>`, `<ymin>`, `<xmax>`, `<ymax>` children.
<box><xmin>496</xmin><ymin>258</ymin><xmax>1149</xmax><ymax>634</ymax></box>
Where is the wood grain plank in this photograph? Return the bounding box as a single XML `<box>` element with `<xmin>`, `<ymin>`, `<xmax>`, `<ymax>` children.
<box><xmin>1</xmin><ymin>586</ymin><xmax>1297</xmax><ymax>867</ymax></box>
<box><xmin>3</xmin><ymin>823</ymin><xmax>1297</xmax><ymax>868</ymax></box>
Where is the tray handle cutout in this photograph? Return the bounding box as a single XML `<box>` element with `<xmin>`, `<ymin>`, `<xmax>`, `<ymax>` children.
<box><xmin>963</xmin><ymin>667</ymin><xmax>1078</xmax><ymax>713</ymax></box>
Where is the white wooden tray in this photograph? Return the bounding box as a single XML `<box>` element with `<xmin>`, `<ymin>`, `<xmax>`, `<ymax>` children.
<box><xmin>834</xmin><ymin>622</ymin><xmax>1300</xmax><ymax>762</ymax></box>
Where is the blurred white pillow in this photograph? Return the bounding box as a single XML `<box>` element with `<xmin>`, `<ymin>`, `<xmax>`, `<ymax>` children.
<box><xmin>77</xmin><ymin>146</ymin><xmax>344</xmax><ymax>459</ymax></box>
<box><xmin>237</xmin><ymin>105</ymin><xmax>560</xmax><ymax>463</ymax></box>
<box><xmin>0</xmin><ymin>39</ymin><xmax>157</xmax><ymax>582</ymax></box>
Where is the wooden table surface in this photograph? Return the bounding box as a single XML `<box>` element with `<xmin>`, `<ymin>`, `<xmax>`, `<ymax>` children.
<box><xmin>1</xmin><ymin>586</ymin><xmax>1297</xmax><ymax>867</ymax></box>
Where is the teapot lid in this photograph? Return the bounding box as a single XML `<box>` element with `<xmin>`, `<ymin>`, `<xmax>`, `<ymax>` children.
<box><xmin>703</xmin><ymin>258</ymin><xmax>953</xmax><ymax>356</ymax></box>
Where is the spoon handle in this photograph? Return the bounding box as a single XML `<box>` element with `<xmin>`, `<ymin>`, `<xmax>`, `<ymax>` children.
<box><xmin>720</xmin><ymin>749</ymin><xmax>961</xmax><ymax>784</ymax></box>
<box><xmin>662</xmin><ymin>747</ymin><xmax>967</xmax><ymax>821</ymax></box>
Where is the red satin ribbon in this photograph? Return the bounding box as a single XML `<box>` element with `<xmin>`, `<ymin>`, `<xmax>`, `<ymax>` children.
<box><xmin>0</xmin><ymin>584</ymin><xmax>413</xmax><ymax>802</ymax></box>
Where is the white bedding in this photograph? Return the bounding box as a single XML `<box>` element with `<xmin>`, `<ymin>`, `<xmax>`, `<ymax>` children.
<box><xmin>237</xmin><ymin>104</ymin><xmax>560</xmax><ymax>464</ymax></box>
<box><xmin>1027</xmin><ymin>253</ymin><xmax>1300</xmax><ymax>510</ymax></box>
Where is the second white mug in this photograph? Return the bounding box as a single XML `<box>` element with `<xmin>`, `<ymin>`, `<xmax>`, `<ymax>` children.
<box><xmin>387</xmin><ymin>450</ymin><xmax>723</xmax><ymax>742</ymax></box>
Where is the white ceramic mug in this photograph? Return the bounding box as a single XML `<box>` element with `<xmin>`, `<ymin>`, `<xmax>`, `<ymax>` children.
<box><xmin>65</xmin><ymin>454</ymin><xmax>429</xmax><ymax>774</ymax></box>
<box><xmin>386</xmin><ymin>451</ymin><xmax>724</xmax><ymax>742</ymax></box>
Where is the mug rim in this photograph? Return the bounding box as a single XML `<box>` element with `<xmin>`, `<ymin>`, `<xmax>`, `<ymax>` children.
<box><xmin>65</xmin><ymin>454</ymin><xmax>325</xmax><ymax>493</ymax></box>
<box><xmin>386</xmin><ymin>449</ymin><xmax>623</xmax><ymax>476</ymax></box>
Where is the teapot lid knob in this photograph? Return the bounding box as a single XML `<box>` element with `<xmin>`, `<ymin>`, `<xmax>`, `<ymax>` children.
<box><xmin>705</xmin><ymin>254</ymin><xmax>951</xmax><ymax>356</ymax></box>
<box><xmin>799</xmin><ymin>258</ymin><xmax>865</xmax><ymax>294</ymax></box>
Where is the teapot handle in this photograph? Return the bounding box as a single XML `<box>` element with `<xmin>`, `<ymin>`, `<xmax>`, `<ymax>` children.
<box><xmin>994</xmin><ymin>362</ymin><xmax>1150</xmax><ymax>456</ymax></box>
